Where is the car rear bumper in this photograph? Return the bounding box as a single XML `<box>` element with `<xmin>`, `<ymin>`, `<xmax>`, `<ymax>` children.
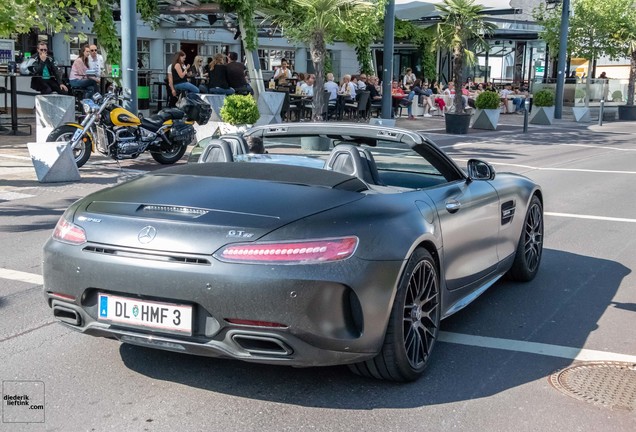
<box><xmin>44</xmin><ymin>238</ymin><xmax>405</xmax><ymax>367</ymax></box>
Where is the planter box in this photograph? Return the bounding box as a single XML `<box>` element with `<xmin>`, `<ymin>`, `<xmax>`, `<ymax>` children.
<box><xmin>445</xmin><ymin>113</ymin><xmax>471</xmax><ymax>134</ymax></box>
<box><xmin>618</xmin><ymin>105</ymin><xmax>636</xmax><ymax>121</ymax></box>
<box><xmin>471</xmin><ymin>108</ymin><xmax>500</xmax><ymax>130</ymax></box>
<box><xmin>530</xmin><ymin>106</ymin><xmax>554</xmax><ymax>125</ymax></box>
<box><xmin>300</xmin><ymin>136</ymin><xmax>331</xmax><ymax>151</ymax></box>
<box><xmin>571</xmin><ymin>107</ymin><xmax>590</xmax><ymax>123</ymax></box>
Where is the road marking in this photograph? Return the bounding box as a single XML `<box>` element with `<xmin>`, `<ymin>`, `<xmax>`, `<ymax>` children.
<box><xmin>0</xmin><ymin>153</ymin><xmax>31</xmax><ymax>161</ymax></box>
<box><xmin>545</xmin><ymin>212</ymin><xmax>636</xmax><ymax>223</ymax></box>
<box><xmin>0</xmin><ymin>191</ymin><xmax>36</xmax><ymax>201</ymax></box>
<box><xmin>563</xmin><ymin>143</ymin><xmax>636</xmax><ymax>152</ymax></box>
<box><xmin>0</xmin><ymin>268</ymin><xmax>43</xmax><ymax>285</ymax></box>
<box><xmin>2</xmin><ymin>267</ymin><xmax>633</xmax><ymax>362</ymax></box>
<box><xmin>452</xmin><ymin>158</ymin><xmax>636</xmax><ymax>174</ymax></box>
<box><xmin>439</xmin><ymin>331</ymin><xmax>636</xmax><ymax>363</ymax></box>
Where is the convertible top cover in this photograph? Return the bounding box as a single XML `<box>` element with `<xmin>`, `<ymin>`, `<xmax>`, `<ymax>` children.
<box><xmin>157</xmin><ymin>162</ymin><xmax>369</xmax><ymax>191</ymax></box>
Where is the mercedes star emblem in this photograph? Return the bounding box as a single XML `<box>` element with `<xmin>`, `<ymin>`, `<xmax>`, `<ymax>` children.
<box><xmin>138</xmin><ymin>226</ymin><xmax>157</xmax><ymax>244</ymax></box>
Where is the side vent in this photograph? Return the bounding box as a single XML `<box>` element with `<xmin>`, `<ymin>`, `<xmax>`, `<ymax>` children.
<box><xmin>501</xmin><ymin>200</ymin><xmax>516</xmax><ymax>225</ymax></box>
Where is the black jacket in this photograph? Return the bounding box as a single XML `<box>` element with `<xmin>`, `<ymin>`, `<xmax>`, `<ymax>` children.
<box><xmin>208</xmin><ymin>64</ymin><xmax>231</xmax><ymax>89</ymax></box>
<box><xmin>29</xmin><ymin>55</ymin><xmax>63</xmax><ymax>91</ymax></box>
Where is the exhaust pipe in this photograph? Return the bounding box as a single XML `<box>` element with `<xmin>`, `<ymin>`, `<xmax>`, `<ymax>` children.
<box><xmin>53</xmin><ymin>305</ymin><xmax>82</xmax><ymax>326</ymax></box>
<box><xmin>232</xmin><ymin>334</ymin><xmax>293</xmax><ymax>356</ymax></box>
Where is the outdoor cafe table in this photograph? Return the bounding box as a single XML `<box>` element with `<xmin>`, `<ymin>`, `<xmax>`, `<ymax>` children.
<box><xmin>0</xmin><ymin>73</ymin><xmax>30</xmax><ymax>135</ymax></box>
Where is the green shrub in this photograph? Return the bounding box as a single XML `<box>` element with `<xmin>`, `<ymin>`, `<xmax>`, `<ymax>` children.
<box><xmin>612</xmin><ymin>90</ymin><xmax>623</xmax><ymax>102</ymax></box>
<box><xmin>533</xmin><ymin>89</ymin><xmax>555</xmax><ymax>107</ymax></box>
<box><xmin>220</xmin><ymin>95</ymin><xmax>260</xmax><ymax>125</ymax></box>
<box><xmin>474</xmin><ymin>91</ymin><xmax>501</xmax><ymax>109</ymax></box>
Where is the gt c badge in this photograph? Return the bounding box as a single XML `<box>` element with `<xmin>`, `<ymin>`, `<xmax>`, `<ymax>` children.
<box><xmin>227</xmin><ymin>230</ymin><xmax>254</xmax><ymax>238</ymax></box>
<box><xmin>138</xmin><ymin>226</ymin><xmax>157</xmax><ymax>244</ymax></box>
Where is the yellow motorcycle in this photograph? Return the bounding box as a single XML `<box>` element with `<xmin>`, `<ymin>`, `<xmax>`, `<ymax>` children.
<box><xmin>47</xmin><ymin>88</ymin><xmax>210</xmax><ymax>168</ymax></box>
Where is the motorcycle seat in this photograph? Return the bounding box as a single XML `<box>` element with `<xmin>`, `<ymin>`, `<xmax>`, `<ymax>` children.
<box><xmin>141</xmin><ymin>116</ymin><xmax>165</xmax><ymax>131</ymax></box>
<box><xmin>156</xmin><ymin>108</ymin><xmax>186</xmax><ymax>122</ymax></box>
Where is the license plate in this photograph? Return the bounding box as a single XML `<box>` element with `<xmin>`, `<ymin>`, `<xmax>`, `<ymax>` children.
<box><xmin>98</xmin><ymin>294</ymin><xmax>192</xmax><ymax>335</ymax></box>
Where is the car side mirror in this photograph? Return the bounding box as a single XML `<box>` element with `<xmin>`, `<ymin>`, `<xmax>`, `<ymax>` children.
<box><xmin>467</xmin><ymin>159</ymin><xmax>495</xmax><ymax>181</ymax></box>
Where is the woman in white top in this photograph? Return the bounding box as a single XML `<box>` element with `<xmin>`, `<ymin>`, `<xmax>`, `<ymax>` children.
<box><xmin>274</xmin><ymin>58</ymin><xmax>292</xmax><ymax>84</ymax></box>
<box><xmin>402</xmin><ymin>68</ymin><xmax>416</xmax><ymax>89</ymax></box>
<box><xmin>339</xmin><ymin>74</ymin><xmax>357</xmax><ymax>100</ymax></box>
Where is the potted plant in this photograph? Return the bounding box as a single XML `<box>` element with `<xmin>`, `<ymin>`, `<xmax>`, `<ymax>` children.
<box><xmin>612</xmin><ymin>90</ymin><xmax>623</xmax><ymax>102</ymax></box>
<box><xmin>530</xmin><ymin>89</ymin><xmax>555</xmax><ymax>125</ymax></box>
<box><xmin>471</xmin><ymin>91</ymin><xmax>501</xmax><ymax>130</ymax></box>
<box><xmin>219</xmin><ymin>94</ymin><xmax>260</xmax><ymax>134</ymax></box>
<box><xmin>432</xmin><ymin>0</ymin><xmax>496</xmax><ymax>134</ymax></box>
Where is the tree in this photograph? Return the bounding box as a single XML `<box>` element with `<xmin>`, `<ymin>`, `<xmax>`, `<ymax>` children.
<box><xmin>432</xmin><ymin>0</ymin><xmax>496</xmax><ymax>114</ymax></box>
<box><xmin>610</xmin><ymin>1</ymin><xmax>636</xmax><ymax>106</ymax></box>
<box><xmin>0</xmin><ymin>0</ymin><xmax>160</xmax><ymax>67</ymax></box>
<box><xmin>261</xmin><ymin>0</ymin><xmax>376</xmax><ymax>120</ymax></box>
<box><xmin>394</xmin><ymin>18</ymin><xmax>436</xmax><ymax>81</ymax></box>
<box><xmin>534</xmin><ymin>0</ymin><xmax>624</xmax><ymax>71</ymax></box>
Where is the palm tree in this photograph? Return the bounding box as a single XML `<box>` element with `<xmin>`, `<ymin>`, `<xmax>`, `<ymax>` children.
<box><xmin>432</xmin><ymin>0</ymin><xmax>496</xmax><ymax>114</ymax></box>
<box><xmin>261</xmin><ymin>0</ymin><xmax>375</xmax><ymax>120</ymax></box>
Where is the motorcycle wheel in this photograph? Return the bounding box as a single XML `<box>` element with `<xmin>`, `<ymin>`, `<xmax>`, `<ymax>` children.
<box><xmin>47</xmin><ymin>125</ymin><xmax>92</xmax><ymax>168</ymax></box>
<box><xmin>150</xmin><ymin>141</ymin><xmax>187</xmax><ymax>164</ymax></box>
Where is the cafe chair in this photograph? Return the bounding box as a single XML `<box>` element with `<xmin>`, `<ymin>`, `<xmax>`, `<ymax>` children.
<box><xmin>344</xmin><ymin>91</ymin><xmax>370</xmax><ymax>121</ymax></box>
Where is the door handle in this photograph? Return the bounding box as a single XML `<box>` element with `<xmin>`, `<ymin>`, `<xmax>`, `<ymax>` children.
<box><xmin>445</xmin><ymin>199</ymin><xmax>461</xmax><ymax>213</ymax></box>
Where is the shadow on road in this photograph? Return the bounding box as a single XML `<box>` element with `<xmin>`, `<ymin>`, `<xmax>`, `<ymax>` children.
<box><xmin>118</xmin><ymin>248</ymin><xmax>629</xmax><ymax>409</ymax></box>
<box><xmin>0</xmin><ymin>199</ymin><xmax>77</xmax><ymax>232</ymax></box>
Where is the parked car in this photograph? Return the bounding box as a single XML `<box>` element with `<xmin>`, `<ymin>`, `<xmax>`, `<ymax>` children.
<box><xmin>43</xmin><ymin>123</ymin><xmax>543</xmax><ymax>382</ymax></box>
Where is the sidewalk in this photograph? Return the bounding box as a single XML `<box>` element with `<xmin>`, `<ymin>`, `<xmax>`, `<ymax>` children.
<box><xmin>1</xmin><ymin>111</ymin><xmax>634</xmax><ymax>196</ymax></box>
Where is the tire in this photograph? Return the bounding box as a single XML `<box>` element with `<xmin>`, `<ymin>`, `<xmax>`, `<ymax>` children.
<box><xmin>506</xmin><ymin>195</ymin><xmax>544</xmax><ymax>282</ymax></box>
<box><xmin>47</xmin><ymin>125</ymin><xmax>92</xmax><ymax>168</ymax></box>
<box><xmin>150</xmin><ymin>142</ymin><xmax>187</xmax><ymax>164</ymax></box>
<box><xmin>349</xmin><ymin>248</ymin><xmax>440</xmax><ymax>382</ymax></box>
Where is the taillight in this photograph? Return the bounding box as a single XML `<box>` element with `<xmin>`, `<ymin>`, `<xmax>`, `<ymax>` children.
<box><xmin>52</xmin><ymin>217</ymin><xmax>87</xmax><ymax>245</ymax></box>
<box><xmin>214</xmin><ymin>236</ymin><xmax>358</xmax><ymax>264</ymax></box>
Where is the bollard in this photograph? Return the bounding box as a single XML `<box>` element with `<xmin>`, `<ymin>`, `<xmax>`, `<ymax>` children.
<box><xmin>598</xmin><ymin>99</ymin><xmax>604</xmax><ymax>126</ymax></box>
<box><xmin>523</xmin><ymin>99</ymin><xmax>530</xmax><ymax>133</ymax></box>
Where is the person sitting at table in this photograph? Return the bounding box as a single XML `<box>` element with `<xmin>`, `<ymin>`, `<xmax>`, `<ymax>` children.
<box><xmin>417</xmin><ymin>82</ymin><xmax>436</xmax><ymax>117</ymax></box>
<box><xmin>324</xmin><ymin>73</ymin><xmax>339</xmax><ymax>102</ymax></box>
<box><xmin>499</xmin><ymin>83</ymin><xmax>514</xmax><ymax>113</ymax></box>
<box><xmin>171</xmin><ymin>51</ymin><xmax>199</xmax><ymax>95</ymax></box>
<box><xmin>69</xmin><ymin>45</ymin><xmax>97</xmax><ymax>99</ymax></box>
<box><xmin>192</xmin><ymin>55</ymin><xmax>208</xmax><ymax>92</ymax></box>
<box><xmin>88</xmin><ymin>44</ymin><xmax>104</xmax><ymax>74</ymax></box>
<box><xmin>429</xmin><ymin>80</ymin><xmax>446</xmax><ymax>114</ymax></box>
<box><xmin>339</xmin><ymin>74</ymin><xmax>357</xmax><ymax>100</ymax></box>
<box><xmin>402</xmin><ymin>68</ymin><xmax>416</xmax><ymax>90</ymax></box>
<box><xmin>391</xmin><ymin>80</ymin><xmax>412</xmax><ymax>118</ymax></box>
<box><xmin>300</xmin><ymin>74</ymin><xmax>315</xmax><ymax>96</ymax></box>
<box><xmin>357</xmin><ymin>74</ymin><xmax>368</xmax><ymax>91</ymax></box>
<box><xmin>226</xmin><ymin>51</ymin><xmax>253</xmax><ymax>95</ymax></box>
<box><xmin>274</xmin><ymin>58</ymin><xmax>292</xmax><ymax>85</ymax></box>
<box><xmin>29</xmin><ymin>42</ymin><xmax>68</xmax><ymax>95</ymax></box>
<box><xmin>367</xmin><ymin>76</ymin><xmax>382</xmax><ymax>103</ymax></box>
<box><xmin>511</xmin><ymin>86</ymin><xmax>527</xmax><ymax>113</ymax></box>
<box><xmin>202</xmin><ymin>53</ymin><xmax>235</xmax><ymax>95</ymax></box>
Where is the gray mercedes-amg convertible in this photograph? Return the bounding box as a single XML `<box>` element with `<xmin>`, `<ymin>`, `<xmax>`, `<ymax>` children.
<box><xmin>43</xmin><ymin>123</ymin><xmax>543</xmax><ymax>382</ymax></box>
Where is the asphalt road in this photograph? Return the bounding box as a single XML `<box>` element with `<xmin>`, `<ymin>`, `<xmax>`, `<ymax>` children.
<box><xmin>0</xmin><ymin>120</ymin><xmax>635</xmax><ymax>431</ymax></box>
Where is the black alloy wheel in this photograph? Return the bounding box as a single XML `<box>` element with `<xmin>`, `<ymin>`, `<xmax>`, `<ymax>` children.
<box><xmin>507</xmin><ymin>195</ymin><xmax>544</xmax><ymax>281</ymax></box>
<box><xmin>349</xmin><ymin>248</ymin><xmax>440</xmax><ymax>382</ymax></box>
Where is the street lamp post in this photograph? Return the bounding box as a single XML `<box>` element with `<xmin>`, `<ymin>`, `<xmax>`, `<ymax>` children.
<box><xmin>381</xmin><ymin>0</ymin><xmax>395</xmax><ymax>120</ymax></box>
<box><xmin>555</xmin><ymin>0</ymin><xmax>570</xmax><ymax>119</ymax></box>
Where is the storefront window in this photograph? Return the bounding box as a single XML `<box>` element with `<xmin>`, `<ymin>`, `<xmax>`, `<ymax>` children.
<box><xmin>69</xmin><ymin>34</ymin><xmax>90</xmax><ymax>61</ymax></box>
<box><xmin>257</xmin><ymin>49</ymin><xmax>295</xmax><ymax>71</ymax></box>
<box><xmin>137</xmin><ymin>39</ymin><xmax>150</xmax><ymax>69</ymax></box>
